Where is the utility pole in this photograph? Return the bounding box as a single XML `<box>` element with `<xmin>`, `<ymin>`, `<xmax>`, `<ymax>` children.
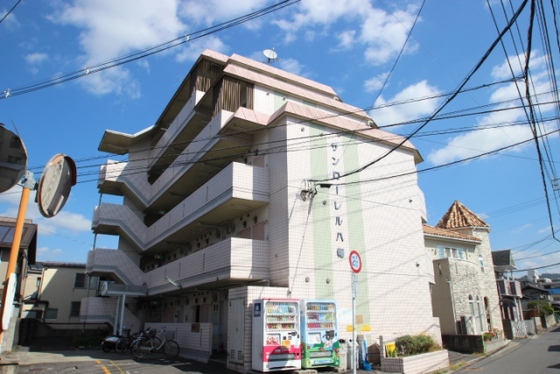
<box><xmin>0</xmin><ymin>172</ymin><xmax>36</xmax><ymax>347</ymax></box>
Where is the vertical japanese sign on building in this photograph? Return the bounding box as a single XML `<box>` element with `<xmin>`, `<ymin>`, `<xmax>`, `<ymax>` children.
<box><xmin>327</xmin><ymin>135</ymin><xmax>348</xmax><ymax>259</ymax></box>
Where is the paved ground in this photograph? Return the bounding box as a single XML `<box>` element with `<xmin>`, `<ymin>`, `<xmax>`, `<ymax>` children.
<box><xmin>0</xmin><ymin>341</ymin><xmax>508</xmax><ymax>374</ymax></box>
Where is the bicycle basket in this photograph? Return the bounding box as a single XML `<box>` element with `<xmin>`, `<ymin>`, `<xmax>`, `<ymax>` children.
<box><xmin>164</xmin><ymin>330</ymin><xmax>175</xmax><ymax>340</ymax></box>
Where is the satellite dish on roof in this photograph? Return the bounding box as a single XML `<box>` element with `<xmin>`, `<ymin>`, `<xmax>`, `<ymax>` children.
<box><xmin>263</xmin><ymin>48</ymin><xmax>278</xmax><ymax>63</ymax></box>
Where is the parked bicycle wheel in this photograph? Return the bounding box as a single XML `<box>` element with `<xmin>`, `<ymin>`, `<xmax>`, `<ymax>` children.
<box><xmin>115</xmin><ymin>336</ymin><xmax>132</xmax><ymax>355</ymax></box>
<box><xmin>131</xmin><ymin>337</ymin><xmax>161</xmax><ymax>359</ymax></box>
<box><xmin>163</xmin><ymin>340</ymin><xmax>180</xmax><ymax>358</ymax></box>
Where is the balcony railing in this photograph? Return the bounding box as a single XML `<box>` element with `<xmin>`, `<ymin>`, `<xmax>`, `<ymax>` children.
<box><xmin>92</xmin><ymin>162</ymin><xmax>268</xmax><ymax>251</ymax></box>
<box><xmin>146</xmin><ymin>237</ymin><xmax>269</xmax><ymax>294</ymax></box>
<box><xmin>86</xmin><ymin>237</ymin><xmax>269</xmax><ymax>296</ymax></box>
<box><xmin>86</xmin><ymin>248</ymin><xmax>144</xmax><ymax>285</ymax></box>
<box><xmin>497</xmin><ymin>279</ymin><xmax>523</xmax><ymax>297</ymax></box>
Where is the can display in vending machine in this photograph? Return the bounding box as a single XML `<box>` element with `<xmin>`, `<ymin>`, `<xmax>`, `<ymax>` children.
<box><xmin>300</xmin><ymin>300</ymin><xmax>340</xmax><ymax>369</ymax></box>
<box><xmin>251</xmin><ymin>299</ymin><xmax>302</xmax><ymax>372</ymax></box>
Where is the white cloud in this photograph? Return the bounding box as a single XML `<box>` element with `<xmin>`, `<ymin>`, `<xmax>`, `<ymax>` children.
<box><xmin>178</xmin><ymin>0</ymin><xmax>268</xmax><ymax>26</ymax></box>
<box><xmin>427</xmin><ymin>124</ymin><xmax>533</xmax><ymax>165</ymax></box>
<box><xmin>370</xmin><ymin>80</ymin><xmax>441</xmax><ymax>128</ymax></box>
<box><xmin>25</xmin><ymin>52</ymin><xmax>48</xmax><ymax>65</ymax></box>
<box><xmin>278</xmin><ymin>58</ymin><xmax>304</xmax><ymax>76</ymax></box>
<box><xmin>37</xmin><ymin>246</ymin><xmax>64</xmax><ymax>259</ymax></box>
<box><xmin>491</xmin><ymin>50</ymin><xmax>547</xmax><ymax>80</ymax></box>
<box><xmin>175</xmin><ymin>36</ymin><xmax>228</xmax><ymax>63</ymax></box>
<box><xmin>0</xmin><ymin>7</ymin><xmax>20</xmax><ymax>30</ymax></box>
<box><xmin>273</xmin><ymin>1</ymin><xmax>420</xmax><ymax>66</ymax></box>
<box><xmin>427</xmin><ymin>51</ymin><xmax>556</xmax><ymax>166</ymax></box>
<box><xmin>336</xmin><ymin>30</ymin><xmax>357</xmax><ymax>50</ymax></box>
<box><xmin>37</xmin><ymin>211</ymin><xmax>91</xmax><ymax>235</ymax></box>
<box><xmin>48</xmin><ymin>0</ymin><xmax>186</xmax><ymax>97</ymax></box>
<box><xmin>364</xmin><ymin>72</ymin><xmax>389</xmax><ymax>93</ymax></box>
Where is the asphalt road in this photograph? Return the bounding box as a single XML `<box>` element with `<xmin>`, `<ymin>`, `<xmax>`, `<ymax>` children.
<box><xmin>2</xmin><ymin>348</ymin><xmax>239</xmax><ymax>374</ymax></box>
<box><xmin>454</xmin><ymin>326</ymin><xmax>560</xmax><ymax>374</ymax></box>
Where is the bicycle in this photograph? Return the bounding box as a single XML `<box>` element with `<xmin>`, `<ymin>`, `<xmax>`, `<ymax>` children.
<box><xmin>131</xmin><ymin>327</ymin><xmax>180</xmax><ymax>359</ymax></box>
<box><xmin>115</xmin><ymin>327</ymin><xmax>152</xmax><ymax>355</ymax></box>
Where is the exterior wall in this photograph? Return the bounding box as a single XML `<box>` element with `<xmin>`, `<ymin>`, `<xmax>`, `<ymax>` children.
<box><xmin>454</xmin><ymin>228</ymin><xmax>503</xmax><ymax>333</ymax></box>
<box><xmin>431</xmin><ymin>258</ymin><xmax>455</xmax><ymax>335</ymax></box>
<box><xmin>273</xmin><ymin>119</ymin><xmax>436</xmax><ymax>345</ymax></box>
<box><xmin>22</xmin><ymin>264</ymin><xmax>98</xmax><ymax>324</ymax></box>
<box><xmin>89</xmin><ymin>50</ymin><xmax>439</xmax><ymax>372</ymax></box>
<box><xmin>426</xmin><ymin>230</ymin><xmax>503</xmax><ymax>337</ymax></box>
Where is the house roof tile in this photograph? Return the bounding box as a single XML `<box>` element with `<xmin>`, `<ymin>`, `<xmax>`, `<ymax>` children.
<box><xmin>423</xmin><ymin>224</ymin><xmax>481</xmax><ymax>242</ymax></box>
<box><xmin>436</xmin><ymin>200</ymin><xmax>489</xmax><ymax>229</ymax></box>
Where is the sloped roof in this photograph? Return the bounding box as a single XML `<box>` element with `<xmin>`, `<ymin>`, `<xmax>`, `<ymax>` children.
<box><xmin>0</xmin><ymin>216</ymin><xmax>37</xmax><ymax>264</ymax></box>
<box><xmin>423</xmin><ymin>224</ymin><xmax>481</xmax><ymax>242</ymax></box>
<box><xmin>436</xmin><ymin>200</ymin><xmax>489</xmax><ymax>229</ymax></box>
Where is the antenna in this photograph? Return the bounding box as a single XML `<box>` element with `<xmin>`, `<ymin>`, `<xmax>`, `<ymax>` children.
<box><xmin>263</xmin><ymin>48</ymin><xmax>278</xmax><ymax>63</ymax></box>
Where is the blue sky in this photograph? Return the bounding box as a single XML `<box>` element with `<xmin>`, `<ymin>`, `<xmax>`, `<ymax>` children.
<box><xmin>0</xmin><ymin>0</ymin><xmax>559</xmax><ymax>276</ymax></box>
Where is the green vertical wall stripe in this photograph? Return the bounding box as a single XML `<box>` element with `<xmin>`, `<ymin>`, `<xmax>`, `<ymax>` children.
<box><xmin>342</xmin><ymin>143</ymin><xmax>370</xmax><ymax>326</ymax></box>
<box><xmin>309</xmin><ymin>124</ymin><xmax>334</xmax><ymax>298</ymax></box>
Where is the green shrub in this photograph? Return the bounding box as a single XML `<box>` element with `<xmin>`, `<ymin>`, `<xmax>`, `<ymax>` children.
<box><xmin>394</xmin><ymin>333</ymin><xmax>436</xmax><ymax>357</ymax></box>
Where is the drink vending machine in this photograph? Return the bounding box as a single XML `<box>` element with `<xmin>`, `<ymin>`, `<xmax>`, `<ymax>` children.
<box><xmin>251</xmin><ymin>299</ymin><xmax>302</xmax><ymax>372</ymax></box>
<box><xmin>300</xmin><ymin>299</ymin><xmax>340</xmax><ymax>369</ymax></box>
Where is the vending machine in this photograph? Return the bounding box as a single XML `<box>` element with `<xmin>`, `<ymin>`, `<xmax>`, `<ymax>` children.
<box><xmin>252</xmin><ymin>299</ymin><xmax>301</xmax><ymax>372</ymax></box>
<box><xmin>300</xmin><ymin>299</ymin><xmax>339</xmax><ymax>369</ymax></box>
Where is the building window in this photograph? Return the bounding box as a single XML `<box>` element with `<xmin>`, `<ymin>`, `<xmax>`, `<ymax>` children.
<box><xmin>45</xmin><ymin>308</ymin><xmax>58</xmax><ymax>320</ymax></box>
<box><xmin>74</xmin><ymin>273</ymin><xmax>86</xmax><ymax>288</ymax></box>
<box><xmin>478</xmin><ymin>255</ymin><xmax>485</xmax><ymax>272</ymax></box>
<box><xmin>25</xmin><ymin>310</ymin><xmax>43</xmax><ymax>319</ymax></box>
<box><xmin>437</xmin><ymin>246</ymin><xmax>465</xmax><ymax>259</ymax></box>
<box><xmin>70</xmin><ymin>302</ymin><xmax>81</xmax><ymax>317</ymax></box>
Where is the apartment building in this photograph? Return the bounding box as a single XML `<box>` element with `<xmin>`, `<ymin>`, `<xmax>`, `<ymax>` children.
<box><xmin>84</xmin><ymin>49</ymin><xmax>441</xmax><ymax>372</ymax></box>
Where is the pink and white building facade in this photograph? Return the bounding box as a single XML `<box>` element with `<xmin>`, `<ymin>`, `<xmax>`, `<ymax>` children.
<box><xmin>83</xmin><ymin>50</ymin><xmax>441</xmax><ymax>372</ymax></box>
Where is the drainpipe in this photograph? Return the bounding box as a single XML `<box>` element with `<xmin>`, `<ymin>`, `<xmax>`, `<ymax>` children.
<box><xmin>119</xmin><ymin>294</ymin><xmax>127</xmax><ymax>336</ymax></box>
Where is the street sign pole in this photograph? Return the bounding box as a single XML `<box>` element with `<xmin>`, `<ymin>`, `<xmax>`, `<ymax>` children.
<box><xmin>349</xmin><ymin>250</ymin><xmax>362</xmax><ymax>374</ymax></box>
<box><xmin>0</xmin><ymin>172</ymin><xmax>35</xmax><ymax>348</ymax></box>
<box><xmin>352</xmin><ymin>273</ymin><xmax>357</xmax><ymax>374</ymax></box>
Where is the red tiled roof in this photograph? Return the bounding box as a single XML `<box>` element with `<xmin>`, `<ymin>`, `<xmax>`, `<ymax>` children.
<box><xmin>423</xmin><ymin>224</ymin><xmax>481</xmax><ymax>242</ymax></box>
<box><xmin>436</xmin><ymin>200</ymin><xmax>489</xmax><ymax>229</ymax></box>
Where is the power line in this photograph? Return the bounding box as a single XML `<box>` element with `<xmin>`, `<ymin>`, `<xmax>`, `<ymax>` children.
<box><xmin>310</xmin><ymin>0</ymin><xmax>531</xmax><ymax>184</ymax></box>
<box><xmin>0</xmin><ymin>0</ymin><xmax>300</xmax><ymax>99</ymax></box>
<box><xmin>0</xmin><ymin>0</ymin><xmax>21</xmax><ymax>25</ymax></box>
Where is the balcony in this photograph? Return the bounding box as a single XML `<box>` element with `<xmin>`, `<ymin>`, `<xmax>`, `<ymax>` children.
<box><xmin>147</xmin><ymin>90</ymin><xmax>206</xmax><ymax>176</ymax></box>
<box><xmin>86</xmin><ymin>248</ymin><xmax>144</xmax><ymax>285</ymax></box>
<box><xmin>86</xmin><ymin>238</ymin><xmax>269</xmax><ymax>296</ymax></box>
<box><xmin>497</xmin><ymin>279</ymin><xmax>523</xmax><ymax>297</ymax></box>
<box><xmin>93</xmin><ymin>162</ymin><xmax>269</xmax><ymax>252</ymax></box>
<box><xmin>145</xmin><ymin>237</ymin><xmax>270</xmax><ymax>295</ymax></box>
<box><xmin>97</xmin><ymin>110</ymin><xmax>257</xmax><ymax>213</ymax></box>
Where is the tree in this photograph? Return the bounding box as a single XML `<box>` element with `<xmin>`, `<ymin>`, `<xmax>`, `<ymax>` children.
<box><xmin>527</xmin><ymin>300</ymin><xmax>554</xmax><ymax>316</ymax></box>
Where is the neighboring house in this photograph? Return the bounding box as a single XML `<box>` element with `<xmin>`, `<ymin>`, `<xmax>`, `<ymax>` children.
<box><xmin>520</xmin><ymin>283</ymin><xmax>552</xmax><ymax>307</ymax></box>
<box><xmin>424</xmin><ymin>201</ymin><xmax>503</xmax><ymax>339</ymax></box>
<box><xmin>536</xmin><ymin>278</ymin><xmax>560</xmax><ymax>308</ymax></box>
<box><xmin>21</xmin><ymin>262</ymin><xmax>100</xmax><ymax>324</ymax></box>
<box><xmin>0</xmin><ymin>217</ymin><xmax>37</xmax><ymax>352</ymax></box>
<box><xmin>492</xmin><ymin>249</ymin><xmax>526</xmax><ymax>339</ymax></box>
<box><xmin>84</xmin><ymin>50</ymin><xmax>443</xmax><ymax>372</ymax></box>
